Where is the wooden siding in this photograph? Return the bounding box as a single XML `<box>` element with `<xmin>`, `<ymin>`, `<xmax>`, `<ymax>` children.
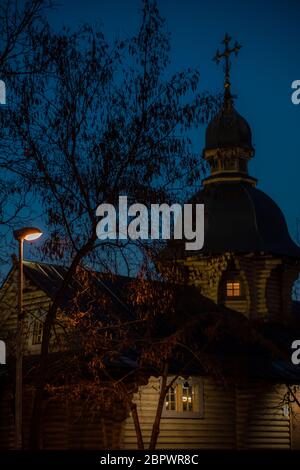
<box><xmin>0</xmin><ymin>386</ymin><xmax>123</xmax><ymax>450</ymax></box>
<box><xmin>0</xmin><ymin>269</ymin><xmax>124</xmax><ymax>450</ymax></box>
<box><xmin>236</xmin><ymin>383</ymin><xmax>291</xmax><ymax>449</ymax></box>
<box><xmin>0</xmin><ymin>265</ymin><xmax>298</xmax><ymax>450</ymax></box>
<box><xmin>291</xmin><ymin>389</ymin><xmax>300</xmax><ymax>449</ymax></box>
<box><xmin>182</xmin><ymin>254</ymin><xmax>298</xmax><ymax>321</ymax></box>
<box><xmin>122</xmin><ymin>377</ymin><xmax>291</xmax><ymax>450</ymax></box>
<box><xmin>0</xmin><ymin>270</ymin><xmax>63</xmax><ymax>355</ymax></box>
<box><xmin>123</xmin><ymin>377</ymin><xmax>236</xmax><ymax>449</ymax></box>
<box><xmin>0</xmin><ymin>389</ymin><xmax>14</xmax><ymax>449</ymax></box>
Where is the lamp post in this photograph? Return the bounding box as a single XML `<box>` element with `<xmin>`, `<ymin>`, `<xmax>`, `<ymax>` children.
<box><xmin>13</xmin><ymin>227</ymin><xmax>42</xmax><ymax>450</ymax></box>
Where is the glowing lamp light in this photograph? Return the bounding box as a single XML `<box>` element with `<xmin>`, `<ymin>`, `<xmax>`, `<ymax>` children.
<box><xmin>23</xmin><ymin>232</ymin><xmax>42</xmax><ymax>241</ymax></box>
<box><xmin>13</xmin><ymin>227</ymin><xmax>43</xmax><ymax>242</ymax></box>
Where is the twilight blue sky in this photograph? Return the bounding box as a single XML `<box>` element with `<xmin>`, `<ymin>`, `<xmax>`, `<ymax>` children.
<box><xmin>47</xmin><ymin>0</ymin><xmax>300</xmax><ymax>239</ymax></box>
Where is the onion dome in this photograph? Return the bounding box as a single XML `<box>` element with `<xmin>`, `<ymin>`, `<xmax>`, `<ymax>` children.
<box><xmin>203</xmin><ymin>34</ymin><xmax>255</xmax><ymax>186</ymax></box>
<box><xmin>165</xmin><ymin>35</ymin><xmax>300</xmax><ymax>258</ymax></box>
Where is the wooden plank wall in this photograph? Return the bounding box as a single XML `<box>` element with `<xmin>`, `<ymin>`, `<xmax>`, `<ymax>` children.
<box><xmin>236</xmin><ymin>382</ymin><xmax>290</xmax><ymax>449</ymax></box>
<box><xmin>122</xmin><ymin>377</ymin><xmax>236</xmax><ymax>449</ymax></box>
<box><xmin>0</xmin><ymin>378</ymin><xmax>294</xmax><ymax>449</ymax></box>
<box><xmin>0</xmin><ymin>386</ymin><xmax>123</xmax><ymax>450</ymax></box>
<box><xmin>122</xmin><ymin>377</ymin><xmax>291</xmax><ymax>450</ymax></box>
<box><xmin>0</xmin><ymin>269</ymin><xmax>295</xmax><ymax>450</ymax></box>
<box><xmin>0</xmin><ymin>270</ymin><xmax>124</xmax><ymax>450</ymax></box>
<box><xmin>0</xmin><ymin>271</ymin><xmax>50</xmax><ymax>354</ymax></box>
<box><xmin>0</xmin><ymin>272</ymin><xmax>63</xmax><ymax>356</ymax></box>
<box><xmin>0</xmin><ymin>388</ymin><xmax>14</xmax><ymax>449</ymax></box>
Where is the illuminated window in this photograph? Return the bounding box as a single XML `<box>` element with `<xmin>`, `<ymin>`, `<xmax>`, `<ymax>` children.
<box><xmin>32</xmin><ymin>320</ymin><xmax>43</xmax><ymax>345</ymax></box>
<box><xmin>226</xmin><ymin>281</ymin><xmax>241</xmax><ymax>297</ymax></box>
<box><xmin>165</xmin><ymin>385</ymin><xmax>176</xmax><ymax>411</ymax></box>
<box><xmin>163</xmin><ymin>377</ymin><xmax>204</xmax><ymax>418</ymax></box>
<box><xmin>182</xmin><ymin>381</ymin><xmax>193</xmax><ymax>411</ymax></box>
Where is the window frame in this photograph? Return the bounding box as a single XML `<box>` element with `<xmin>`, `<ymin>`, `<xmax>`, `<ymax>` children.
<box><xmin>161</xmin><ymin>376</ymin><xmax>204</xmax><ymax>419</ymax></box>
<box><xmin>219</xmin><ymin>271</ymin><xmax>246</xmax><ymax>302</ymax></box>
<box><xmin>226</xmin><ymin>280</ymin><xmax>241</xmax><ymax>298</ymax></box>
<box><xmin>32</xmin><ymin>319</ymin><xmax>43</xmax><ymax>345</ymax></box>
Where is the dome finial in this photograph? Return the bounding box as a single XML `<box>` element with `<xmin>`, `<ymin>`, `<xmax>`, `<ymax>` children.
<box><xmin>213</xmin><ymin>33</ymin><xmax>242</xmax><ymax>109</ymax></box>
<box><xmin>204</xmin><ymin>36</ymin><xmax>255</xmax><ymax>186</ymax></box>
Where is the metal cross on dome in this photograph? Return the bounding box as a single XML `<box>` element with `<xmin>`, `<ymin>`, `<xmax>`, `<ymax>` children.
<box><xmin>213</xmin><ymin>33</ymin><xmax>242</xmax><ymax>94</ymax></box>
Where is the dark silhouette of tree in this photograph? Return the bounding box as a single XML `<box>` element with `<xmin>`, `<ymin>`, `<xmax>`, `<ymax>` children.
<box><xmin>5</xmin><ymin>0</ymin><xmax>219</xmax><ymax>448</ymax></box>
<box><xmin>34</xmin><ymin>264</ymin><xmax>227</xmax><ymax>450</ymax></box>
<box><xmin>0</xmin><ymin>0</ymin><xmax>52</xmax><ymax>75</ymax></box>
<box><xmin>0</xmin><ymin>0</ymin><xmax>53</xmax><ymax>273</ymax></box>
<box><xmin>37</xmin><ymin>262</ymin><xmax>279</xmax><ymax>450</ymax></box>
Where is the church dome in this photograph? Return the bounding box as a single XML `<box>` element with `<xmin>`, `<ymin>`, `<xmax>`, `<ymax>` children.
<box><xmin>187</xmin><ymin>181</ymin><xmax>300</xmax><ymax>258</ymax></box>
<box><xmin>205</xmin><ymin>106</ymin><xmax>253</xmax><ymax>150</ymax></box>
<box><xmin>163</xmin><ymin>35</ymin><xmax>300</xmax><ymax>261</ymax></box>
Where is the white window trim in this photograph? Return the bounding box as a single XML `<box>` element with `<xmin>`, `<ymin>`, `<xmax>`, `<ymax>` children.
<box><xmin>32</xmin><ymin>318</ymin><xmax>43</xmax><ymax>345</ymax></box>
<box><xmin>161</xmin><ymin>376</ymin><xmax>204</xmax><ymax>419</ymax></box>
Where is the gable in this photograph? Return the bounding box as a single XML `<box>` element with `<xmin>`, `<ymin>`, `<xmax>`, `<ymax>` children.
<box><xmin>0</xmin><ymin>266</ymin><xmax>52</xmax><ymax>354</ymax></box>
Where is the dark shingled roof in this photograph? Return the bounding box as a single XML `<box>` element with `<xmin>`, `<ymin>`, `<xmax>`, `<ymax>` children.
<box><xmin>11</xmin><ymin>262</ymin><xmax>299</xmax><ymax>383</ymax></box>
<box><xmin>196</xmin><ymin>182</ymin><xmax>300</xmax><ymax>257</ymax></box>
<box><xmin>23</xmin><ymin>260</ymin><xmax>135</xmax><ymax>321</ymax></box>
<box><xmin>23</xmin><ymin>261</ymin><xmax>68</xmax><ymax>299</ymax></box>
<box><xmin>166</xmin><ymin>181</ymin><xmax>300</xmax><ymax>259</ymax></box>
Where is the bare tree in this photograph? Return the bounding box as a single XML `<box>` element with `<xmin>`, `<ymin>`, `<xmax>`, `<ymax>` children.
<box><xmin>37</xmin><ymin>263</ymin><xmax>279</xmax><ymax>450</ymax></box>
<box><xmin>0</xmin><ymin>0</ymin><xmax>52</xmax><ymax>75</ymax></box>
<box><xmin>5</xmin><ymin>0</ymin><xmax>219</xmax><ymax>448</ymax></box>
<box><xmin>0</xmin><ymin>0</ymin><xmax>53</xmax><ymax>275</ymax></box>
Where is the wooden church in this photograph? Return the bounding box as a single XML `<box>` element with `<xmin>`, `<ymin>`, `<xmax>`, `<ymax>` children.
<box><xmin>123</xmin><ymin>35</ymin><xmax>300</xmax><ymax>450</ymax></box>
<box><xmin>1</xmin><ymin>35</ymin><xmax>300</xmax><ymax>450</ymax></box>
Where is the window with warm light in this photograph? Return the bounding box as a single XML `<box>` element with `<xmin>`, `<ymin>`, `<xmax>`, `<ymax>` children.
<box><xmin>163</xmin><ymin>377</ymin><xmax>204</xmax><ymax>418</ymax></box>
<box><xmin>226</xmin><ymin>281</ymin><xmax>241</xmax><ymax>297</ymax></box>
<box><xmin>219</xmin><ymin>271</ymin><xmax>246</xmax><ymax>302</ymax></box>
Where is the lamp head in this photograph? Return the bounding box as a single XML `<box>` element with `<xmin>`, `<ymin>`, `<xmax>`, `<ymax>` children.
<box><xmin>13</xmin><ymin>227</ymin><xmax>43</xmax><ymax>242</ymax></box>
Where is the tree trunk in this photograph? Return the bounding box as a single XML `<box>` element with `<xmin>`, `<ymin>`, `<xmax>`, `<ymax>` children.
<box><xmin>149</xmin><ymin>364</ymin><xmax>168</xmax><ymax>450</ymax></box>
<box><xmin>131</xmin><ymin>402</ymin><xmax>144</xmax><ymax>450</ymax></box>
<box><xmin>29</xmin><ymin>237</ymin><xmax>96</xmax><ymax>449</ymax></box>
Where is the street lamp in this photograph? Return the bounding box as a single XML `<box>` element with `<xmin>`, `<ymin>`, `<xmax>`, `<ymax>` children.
<box><xmin>13</xmin><ymin>227</ymin><xmax>42</xmax><ymax>450</ymax></box>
